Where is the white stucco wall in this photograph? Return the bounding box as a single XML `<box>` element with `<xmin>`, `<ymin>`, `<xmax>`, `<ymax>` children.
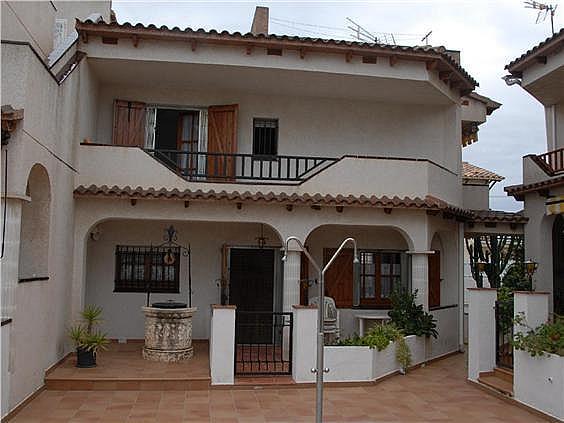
<box><xmin>84</xmin><ymin>219</ymin><xmax>281</xmax><ymax>340</ymax></box>
<box><xmin>93</xmin><ymin>83</ymin><xmax>461</xmax><ymax>174</ymax></box>
<box><xmin>462</xmin><ymin>184</ymin><xmax>490</xmax><ymax>210</ymax></box>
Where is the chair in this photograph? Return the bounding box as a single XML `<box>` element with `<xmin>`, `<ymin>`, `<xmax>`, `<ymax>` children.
<box><xmin>309</xmin><ymin>296</ymin><xmax>340</xmax><ymax>344</ymax></box>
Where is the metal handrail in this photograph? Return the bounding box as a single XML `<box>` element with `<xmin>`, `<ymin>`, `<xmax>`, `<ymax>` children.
<box><xmin>144</xmin><ymin>148</ymin><xmax>338</xmax><ymax>183</ymax></box>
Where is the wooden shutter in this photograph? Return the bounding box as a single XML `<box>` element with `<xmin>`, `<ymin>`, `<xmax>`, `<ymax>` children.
<box><xmin>207</xmin><ymin>104</ymin><xmax>238</xmax><ymax>180</ymax></box>
<box><xmin>112</xmin><ymin>100</ymin><xmax>146</xmax><ymax>147</ymax></box>
<box><xmin>300</xmin><ymin>251</ymin><xmax>309</xmax><ymax>306</ymax></box>
<box><xmin>428</xmin><ymin>251</ymin><xmax>441</xmax><ymax>308</ymax></box>
<box><xmin>324</xmin><ymin>248</ymin><xmax>354</xmax><ymax>308</ymax></box>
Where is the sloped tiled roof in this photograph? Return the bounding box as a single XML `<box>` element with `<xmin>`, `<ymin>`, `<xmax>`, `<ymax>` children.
<box><xmin>466</xmin><ymin>92</ymin><xmax>501</xmax><ymax>115</ymax></box>
<box><xmin>469</xmin><ymin>209</ymin><xmax>528</xmax><ymax>224</ymax></box>
<box><xmin>75</xmin><ymin>19</ymin><xmax>477</xmax><ymax>90</ymax></box>
<box><xmin>506</xmin><ymin>28</ymin><xmax>564</xmax><ymax>73</ymax></box>
<box><xmin>462</xmin><ymin>162</ymin><xmax>504</xmax><ymax>182</ymax></box>
<box><xmin>505</xmin><ymin>175</ymin><xmax>564</xmax><ymax>200</ymax></box>
<box><xmin>73</xmin><ymin>184</ymin><xmax>473</xmax><ymax>218</ymax></box>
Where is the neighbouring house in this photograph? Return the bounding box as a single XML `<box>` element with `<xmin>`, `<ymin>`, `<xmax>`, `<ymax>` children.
<box><xmin>504</xmin><ymin>29</ymin><xmax>564</xmax><ymax>315</ymax></box>
<box><xmin>1</xmin><ymin>3</ymin><xmax>525</xmax><ymax>417</ymax></box>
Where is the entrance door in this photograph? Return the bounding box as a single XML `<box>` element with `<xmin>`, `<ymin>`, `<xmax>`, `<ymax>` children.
<box><xmin>229</xmin><ymin>248</ymin><xmax>274</xmax><ymax>343</ymax></box>
<box><xmin>554</xmin><ymin>215</ymin><xmax>564</xmax><ymax>315</ymax></box>
<box><xmin>428</xmin><ymin>251</ymin><xmax>441</xmax><ymax>309</ymax></box>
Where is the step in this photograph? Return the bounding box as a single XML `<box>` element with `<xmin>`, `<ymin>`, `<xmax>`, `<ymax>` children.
<box><xmin>494</xmin><ymin>367</ymin><xmax>514</xmax><ymax>384</ymax></box>
<box><xmin>45</xmin><ymin>377</ymin><xmax>210</xmax><ymax>391</ymax></box>
<box><xmin>478</xmin><ymin>373</ymin><xmax>513</xmax><ymax>397</ymax></box>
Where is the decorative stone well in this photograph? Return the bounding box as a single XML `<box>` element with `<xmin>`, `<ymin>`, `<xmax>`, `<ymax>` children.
<box><xmin>142</xmin><ymin>305</ymin><xmax>197</xmax><ymax>362</ymax></box>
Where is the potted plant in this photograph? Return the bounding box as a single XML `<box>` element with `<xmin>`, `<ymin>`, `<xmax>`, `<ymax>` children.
<box><xmin>68</xmin><ymin>305</ymin><xmax>109</xmax><ymax>368</ymax></box>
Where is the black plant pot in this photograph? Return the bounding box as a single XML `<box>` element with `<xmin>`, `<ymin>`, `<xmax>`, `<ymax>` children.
<box><xmin>76</xmin><ymin>347</ymin><xmax>96</xmax><ymax>368</ymax></box>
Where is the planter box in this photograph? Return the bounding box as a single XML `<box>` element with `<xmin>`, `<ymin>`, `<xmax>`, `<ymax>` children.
<box><xmin>324</xmin><ymin>346</ymin><xmax>373</xmax><ymax>382</ymax></box>
<box><xmin>514</xmin><ymin>350</ymin><xmax>564</xmax><ymax>420</ymax></box>
<box><xmin>324</xmin><ymin>335</ymin><xmax>426</xmax><ymax>383</ymax></box>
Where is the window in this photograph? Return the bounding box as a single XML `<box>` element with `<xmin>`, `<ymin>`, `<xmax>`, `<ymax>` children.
<box><xmin>115</xmin><ymin>245</ymin><xmax>180</xmax><ymax>293</ymax></box>
<box><xmin>359</xmin><ymin>251</ymin><xmax>402</xmax><ymax>306</ymax></box>
<box><xmin>325</xmin><ymin>248</ymin><xmax>408</xmax><ymax>308</ymax></box>
<box><xmin>253</xmin><ymin>118</ymin><xmax>278</xmax><ymax>156</ymax></box>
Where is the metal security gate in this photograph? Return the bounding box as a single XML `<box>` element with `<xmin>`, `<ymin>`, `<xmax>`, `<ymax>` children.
<box><xmin>495</xmin><ymin>300</ymin><xmax>514</xmax><ymax>369</ymax></box>
<box><xmin>235</xmin><ymin>311</ymin><xmax>293</xmax><ymax>375</ymax></box>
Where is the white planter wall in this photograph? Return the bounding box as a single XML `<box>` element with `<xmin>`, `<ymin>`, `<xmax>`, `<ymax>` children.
<box><xmin>325</xmin><ymin>346</ymin><xmax>373</xmax><ymax>382</ymax></box>
<box><xmin>323</xmin><ymin>335</ymin><xmax>426</xmax><ymax>383</ymax></box>
<box><xmin>514</xmin><ymin>351</ymin><xmax>564</xmax><ymax>420</ymax></box>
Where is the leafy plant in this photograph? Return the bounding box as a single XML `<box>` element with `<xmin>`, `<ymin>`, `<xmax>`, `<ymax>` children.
<box><xmin>388</xmin><ymin>289</ymin><xmax>438</xmax><ymax>338</ymax></box>
<box><xmin>396</xmin><ymin>336</ymin><xmax>412</xmax><ymax>373</ymax></box>
<box><xmin>513</xmin><ymin>314</ymin><xmax>564</xmax><ymax>357</ymax></box>
<box><xmin>68</xmin><ymin>305</ymin><xmax>109</xmax><ymax>355</ymax></box>
<box><xmin>337</xmin><ymin>323</ymin><xmax>412</xmax><ymax>372</ymax></box>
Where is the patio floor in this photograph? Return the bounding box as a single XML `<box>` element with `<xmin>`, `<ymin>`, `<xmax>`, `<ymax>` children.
<box><xmin>45</xmin><ymin>341</ymin><xmax>210</xmax><ymax>391</ymax></box>
<box><xmin>11</xmin><ymin>353</ymin><xmax>549</xmax><ymax>422</ymax></box>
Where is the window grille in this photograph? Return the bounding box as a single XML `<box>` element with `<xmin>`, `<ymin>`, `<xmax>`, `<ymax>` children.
<box><xmin>114</xmin><ymin>245</ymin><xmax>180</xmax><ymax>293</ymax></box>
<box><xmin>253</xmin><ymin>118</ymin><xmax>278</xmax><ymax>156</ymax></box>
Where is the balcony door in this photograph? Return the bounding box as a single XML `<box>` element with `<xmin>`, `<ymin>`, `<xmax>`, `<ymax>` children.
<box><xmin>207</xmin><ymin>104</ymin><xmax>238</xmax><ymax>180</ymax></box>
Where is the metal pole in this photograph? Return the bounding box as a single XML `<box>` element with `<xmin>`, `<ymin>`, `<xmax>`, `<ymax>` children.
<box><xmin>283</xmin><ymin>236</ymin><xmax>358</xmax><ymax>423</ymax></box>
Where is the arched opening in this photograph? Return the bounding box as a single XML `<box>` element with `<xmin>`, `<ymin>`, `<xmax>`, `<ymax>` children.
<box><xmin>304</xmin><ymin>224</ymin><xmax>412</xmax><ymax>338</ymax></box>
<box><xmin>18</xmin><ymin>164</ymin><xmax>50</xmax><ymax>281</ymax></box>
<box><xmin>553</xmin><ymin>215</ymin><xmax>564</xmax><ymax>315</ymax></box>
<box><xmin>84</xmin><ymin>218</ymin><xmax>282</xmax><ymax>340</ymax></box>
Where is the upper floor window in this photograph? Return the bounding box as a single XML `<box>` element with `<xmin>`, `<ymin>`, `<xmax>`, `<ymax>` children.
<box><xmin>253</xmin><ymin>118</ymin><xmax>278</xmax><ymax>156</ymax></box>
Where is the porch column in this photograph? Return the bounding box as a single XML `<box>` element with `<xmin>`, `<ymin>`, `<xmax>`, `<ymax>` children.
<box><xmin>283</xmin><ymin>249</ymin><xmax>301</xmax><ymax>312</ymax></box>
<box><xmin>410</xmin><ymin>252</ymin><xmax>430</xmax><ymax>311</ymax></box>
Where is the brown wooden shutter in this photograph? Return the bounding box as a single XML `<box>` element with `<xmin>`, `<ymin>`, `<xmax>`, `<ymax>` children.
<box><xmin>207</xmin><ymin>104</ymin><xmax>238</xmax><ymax>180</ymax></box>
<box><xmin>112</xmin><ymin>100</ymin><xmax>146</xmax><ymax>147</ymax></box>
<box><xmin>428</xmin><ymin>251</ymin><xmax>441</xmax><ymax>308</ymax></box>
<box><xmin>324</xmin><ymin>248</ymin><xmax>354</xmax><ymax>308</ymax></box>
<box><xmin>300</xmin><ymin>251</ymin><xmax>309</xmax><ymax>306</ymax></box>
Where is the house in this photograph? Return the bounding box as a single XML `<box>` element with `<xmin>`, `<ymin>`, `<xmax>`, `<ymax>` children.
<box><xmin>504</xmin><ymin>29</ymin><xmax>564</xmax><ymax>315</ymax></box>
<box><xmin>1</xmin><ymin>3</ymin><xmax>521</xmax><ymax>417</ymax></box>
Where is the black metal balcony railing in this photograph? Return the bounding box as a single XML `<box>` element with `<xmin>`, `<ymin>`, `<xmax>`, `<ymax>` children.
<box><xmin>145</xmin><ymin>149</ymin><xmax>338</xmax><ymax>183</ymax></box>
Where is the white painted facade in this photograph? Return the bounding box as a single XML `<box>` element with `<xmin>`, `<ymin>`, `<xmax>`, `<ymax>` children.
<box><xmin>1</xmin><ymin>3</ymin><xmax>499</xmax><ymax>416</ymax></box>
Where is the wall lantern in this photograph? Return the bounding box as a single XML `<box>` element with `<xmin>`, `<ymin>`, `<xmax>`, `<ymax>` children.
<box><xmin>477</xmin><ymin>261</ymin><xmax>487</xmax><ymax>273</ymax></box>
<box><xmin>524</xmin><ymin>259</ymin><xmax>538</xmax><ymax>277</ymax></box>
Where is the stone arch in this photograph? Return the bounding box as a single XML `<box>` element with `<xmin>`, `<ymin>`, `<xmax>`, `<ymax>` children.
<box><xmin>18</xmin><ymin>164</ymin><xmax>50</xmax><ymax>280</ymax></box>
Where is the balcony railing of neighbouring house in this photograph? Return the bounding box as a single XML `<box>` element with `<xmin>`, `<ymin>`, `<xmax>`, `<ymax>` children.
<box><xmin>533</xmin><ymin>147</ymin><xmax>564</xmax><ymax>176</ymax></box>
<box><xmin>144</xmin><ymin>149</ymin><xmax>338</xmax><ymax>183</ymax></box>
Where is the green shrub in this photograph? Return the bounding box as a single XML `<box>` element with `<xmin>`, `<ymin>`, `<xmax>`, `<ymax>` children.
<box><xmin>388</xmin><ymin>289</ymin><xmax>438</xmax><ymax>338</ymax></box>
<box><xmin>338</xmin><ymin>323</ymin><xmax>402</xmax><ymax>351</ymax></box>
<box><xmin>513</xmin><ymin>314</ymin><xmax>564</xmax><ymax>357</ymax></box>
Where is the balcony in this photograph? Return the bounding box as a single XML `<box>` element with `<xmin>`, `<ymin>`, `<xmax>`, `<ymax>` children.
<box><xmin>145</xmin><ymin>149</ymin><xmax>337</xmax><ymax>184</ymax></box>
<box><xmin>531</xmin><ymin>148</ymin><xmax>564</xmax><ymax>176</ymax></box>
<box><xmin>76</xmin><ymin>143</ymin><xmax>461</xmax><ymax>205</ymax></box>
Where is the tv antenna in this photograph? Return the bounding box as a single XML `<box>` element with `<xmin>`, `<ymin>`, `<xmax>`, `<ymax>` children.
<box><xmin>524</xmin><ymin>1</ymin><xmax>558</xmax><ymax>34</ymax></box>
<box><xmin>347</xmin><ymin>17</ymin><xmax>379</xmax><ymax>43</ymax></box>
<box><xmin>421</xmin><ymin>30</ymin><xmax>433</xmax><ymax>45</ymax></box>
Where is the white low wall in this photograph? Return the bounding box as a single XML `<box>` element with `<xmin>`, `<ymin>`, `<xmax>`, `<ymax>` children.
<box><xmin>324</xmin><ymin>335</ymin><xmax>426</xmax><ymax>383</ymax></box>
<box><xmin>514</xmin><ymin>351</ymin><xmax>564</xmax><ymax>420</ymax></box>
<box><xmin>513</xmin><ymin>292</ymin><xmax>563</xmax><ymax>420</ymax></box>
<box><xmin>209</xmin><ymin>305</ymin><xmax>235</xmax><ymax>385</ymax></box>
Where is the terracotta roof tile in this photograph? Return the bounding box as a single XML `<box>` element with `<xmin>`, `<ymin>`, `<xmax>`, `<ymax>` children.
<box><xmin>73</xmin><ymin>185</ymin><xmax>473</xmax><ymax>218</ymax></box>
<box><xmin>505</xmin><ymin>175</ymin><xmax>564</xmax><ymax>199</ymax></box>
<box><xmin>469</xmin><ymin>209</ymin><xmax>528</xmax><ymax>224</ymax></box>
<box><xmin>506</xmin><ymin>28</ymin><xmax>564</xmax><ymax>73</ymax></box>
<box><xmin>462</xmin><ymin>162</ymin><xmax>504</xmax><ymax>182</ymax></box>
<box><xmin>75</xmin><ymin>19</ymin><xmax>477</xmax><ymax>89</ymax></box>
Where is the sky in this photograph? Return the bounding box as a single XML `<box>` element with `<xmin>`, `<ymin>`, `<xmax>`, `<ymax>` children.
<box><xmin>112</xmin><ymin>0</ymin><xmax>563</xmax><ymax>211</ymax></box>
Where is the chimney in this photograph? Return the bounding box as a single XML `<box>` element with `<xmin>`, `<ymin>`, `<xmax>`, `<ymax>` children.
<box><xmin>251</xmin><ymin>6</ymin><xmax>269</xmax><ymax>35</ymax></box>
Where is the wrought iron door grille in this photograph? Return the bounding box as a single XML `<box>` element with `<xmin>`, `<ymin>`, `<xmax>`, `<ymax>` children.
<box><xmin>235</xmin><ymin>311</ymin><xmax>293</xmax><ymax>376</ymax></box>
<box><xmin>495</xmin><ymin>300</ymin><xmax>514</xmax><ymax>369</ymax></box>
